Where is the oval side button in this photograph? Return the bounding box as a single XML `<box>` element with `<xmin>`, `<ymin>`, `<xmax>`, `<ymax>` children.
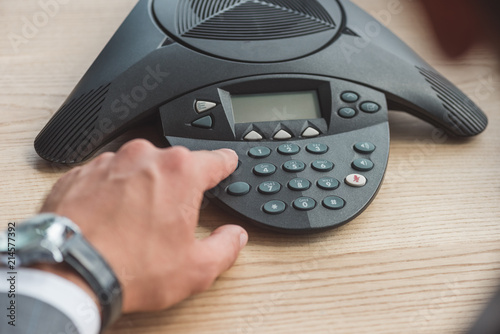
<box><xmin>227</xmin><ymin>182</ymin><xmax>251</xmax><ymax>196</ymax></box>
<box><xmin>345</xmin><ymin>174</ymin><xmax>367</xmax><ymax>187</ymax></box>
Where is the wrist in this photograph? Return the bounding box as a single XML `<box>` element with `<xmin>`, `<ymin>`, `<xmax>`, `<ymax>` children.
<box><xmin>32</xmin><ymin>263</ymin><xmax>102</xmax><ymax>314</ymax></box>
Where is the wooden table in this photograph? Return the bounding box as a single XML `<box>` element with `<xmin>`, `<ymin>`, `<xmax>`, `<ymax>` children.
<box><xmin>1</xmin><ymin>1</ymin><xmax>500</xmax><ymax>333</ymax></box>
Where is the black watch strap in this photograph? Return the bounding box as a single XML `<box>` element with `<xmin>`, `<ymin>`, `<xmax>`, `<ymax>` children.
<box><xmin>62</xmin><ymin>235</ymin><xmax>123</xmax><ymax>332</ymax></box>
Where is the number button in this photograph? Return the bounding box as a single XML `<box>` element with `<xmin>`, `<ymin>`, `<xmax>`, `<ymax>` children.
<box><xmin>263</xmin><ymin>200</ymin><xmax>286</xmax><ymax>215</ymax></box>
<box><xmin>249</xmin><ymin>147</ymin><xmax>271</xmax><ymax>158</ymax></box>
<box><xmin>311</xmin><ymin>160</ymin><xmax>334</xmax><ymax>172</ymax></box>
<box><xmin>288</xmin><ymin>178</ymin><xmax>311</xmax><ymax>191</ymax></box>
<box><xmin>227</xmin><ymin>182</ymin><xmax>251</xmax><ymax>196</ymax></box>
<box><xmin>293</xmin><ymin>197</ymin><xmax>316</xmax><ymax>211</ymax></box>
<box><xmin>322</xmin><ymin>196</ymin><xmax>345</xmax><ymax>210</ymax></box>
<box><xmin>283</xmin><ymin>160</ymin><xmax>306</xmax><ymax>173</ymax></box>
<box><xmin>352</xmin><ymin>158</ymin><xmax>374</xmax><ymax>171</ymax></box>
<box><xmin>258</xmin><ymin>181</ymin><xmax>281</xmax><ymax>195</ymax></box>
<box><xmin>354</xmin><ymin>142</ymin><xmax>376</xmax><ymax>154</ymax></box>
<box><xmin>317</xmin><ymin>177</ymin><xmax>340</xmax><ymax>190</ymax></box>
<box><xmin>278</xmin><ymin>143</ymin><xmax>300</xmax><ymax>155</ymax></box>
<box><xmin>253</xmin><ymin>163</ymin><xmax>277</xmax><ymax>176</ymax></box>
<box><xmin>306</xmin><ymin>143</ymin><xmax>328</xmax><ymax>154</ymax></box>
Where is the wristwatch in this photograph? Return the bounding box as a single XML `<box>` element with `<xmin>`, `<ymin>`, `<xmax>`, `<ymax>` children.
<box><xmin>0</xmin><ymin>213</ymin><xmax>122</xmax><ymax>332</ymax></box>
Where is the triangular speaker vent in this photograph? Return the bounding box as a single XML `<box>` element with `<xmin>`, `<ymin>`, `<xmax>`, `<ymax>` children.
<box><xmin>177</xmin><ymin>0</ymin><xmax>336</xmax><ymax>40</ymax></box>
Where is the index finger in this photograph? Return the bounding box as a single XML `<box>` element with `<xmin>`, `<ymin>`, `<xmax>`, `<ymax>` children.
<box><xmin>190</xmin><ymin>149</ymin><xmax>239</xmax><ymax>190</ymax></box>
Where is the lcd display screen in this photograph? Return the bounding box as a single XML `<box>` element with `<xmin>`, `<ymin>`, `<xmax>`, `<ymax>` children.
<box><xmin>231</xmin><ymin>91</ymin><xmax>321</xmax><ymax>124</ymax></box>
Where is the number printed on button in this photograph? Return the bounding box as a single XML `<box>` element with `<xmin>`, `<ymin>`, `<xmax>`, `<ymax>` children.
<box><xmin>317</xmin><ymin>177</ymin><xmax>340</xmax><ymax>190</ymax></box>
<box><xmin>288</xmin><ymin>178</ymin><xmax>311</xmax><ymax>191</ymax></box>
<box><xmin>306</xmin><ymin>143</ymin><xmax>328</xmax><ymax>154</ymax></box>
<box><xmin>283</xmin><ymin>160</ymin><xmax>306</xmax><ymax>173</ymax></box>
<box><xmin>253</xmin><ymin>163</ymin><xmax>276</xmax><ymax>176</ymax></box>
<box><xmin>278</xmin><ymin>144</ymin><xmax>300</xmax><ymax>155</ymax></box>
<box><xmin>293</xmin><ymin>197</ymin><xmax>316</xmax><ymax>211</ymax></box>
<box><xmin>258</xmin><ymin>181</ymin><xmax>281</xmax><ymax>194</ymax></box>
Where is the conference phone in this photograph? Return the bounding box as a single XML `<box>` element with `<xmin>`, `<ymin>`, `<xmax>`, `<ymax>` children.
<box><xmin>34</xmin><ymin>0</ymin><xmax>488</xmax><ymax>232</ymax></box>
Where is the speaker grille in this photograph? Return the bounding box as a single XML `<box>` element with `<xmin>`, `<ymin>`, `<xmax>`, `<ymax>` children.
<box><xmin>35</xmin><ymin>84</ymin><xmax>111</xmax><ymax>164</ymax></box>
<box><xmin>177</xmin><ymin>0</ymin><xmax>336</xmax><ymax>40</ymax></box>
<box><xmin>417</xmin><ymin>66</ymin><xmax>488</xmax><ymax>136</ymax></box>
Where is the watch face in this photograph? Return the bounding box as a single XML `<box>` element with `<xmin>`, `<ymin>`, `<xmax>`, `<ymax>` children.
<box><xmin>0</xmin><ymin>218</ymin><xmax>48</xmax><ymax>252</ymax></box>
<box><xmin>0</xmin><ymin>214</ymin><xmax>70</xmax><ymax>253</ymax></box>
<box><xmin>13</xmin><ymin>227</ymin><xmax>45</xmax><ymax>250</ymax></box>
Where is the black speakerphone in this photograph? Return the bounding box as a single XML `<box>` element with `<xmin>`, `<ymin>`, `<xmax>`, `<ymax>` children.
<box><xmin>35</xmin><ymin>0</ymin><xmax>488</xmax><ymax>233</ymax></box>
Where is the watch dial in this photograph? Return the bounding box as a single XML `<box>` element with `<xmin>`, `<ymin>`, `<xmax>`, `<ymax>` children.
<box><xmin>0</xmin><ymin>215</ymin><xmax>63</xmax><ymax>253</ymax></box>
<box><xmin>0</xmin><ymin>225</ymin><xmax>43</xmax><ymax>252</ymax></box>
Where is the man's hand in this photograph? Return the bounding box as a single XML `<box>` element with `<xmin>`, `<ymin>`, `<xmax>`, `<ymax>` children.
<box><xmin>39</xmin><ymin>139</ymin><xmax>248</xmax><ymax>313</ymax></box>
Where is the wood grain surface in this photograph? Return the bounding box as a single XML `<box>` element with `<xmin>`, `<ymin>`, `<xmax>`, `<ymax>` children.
<box><xmin>1</xmin><ymin>1</ymin><xmax>500</xmax><ymax>333</ymax></box>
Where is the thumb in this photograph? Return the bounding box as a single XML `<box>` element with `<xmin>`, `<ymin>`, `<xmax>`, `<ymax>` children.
<box><xmin>199</xmin><ymin>225</ymin><xmax>248</xmax><ymax>277</ymax></box>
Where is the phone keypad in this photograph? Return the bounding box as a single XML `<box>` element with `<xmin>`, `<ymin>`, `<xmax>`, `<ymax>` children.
<box><xmin>226</xmin><ymin>142</ymin><xmax>376</xmax><ymax>218</ymax></box>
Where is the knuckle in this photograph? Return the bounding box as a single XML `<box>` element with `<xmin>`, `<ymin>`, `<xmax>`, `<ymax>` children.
<box><xmin>98</xmin><ymin>152</ymin><xmax>115</xmax><ymax>160</ymax></box>
<box><xmin>67</xmin><ymin>166</ymin><xmax>83</xmax><ymax>178</ymax></box>
<box><xmin>53</xmin><ymin>166</ymin><xmax>82</xmax><ymax>187</ymax></box>
<box><xmin>120</xmin><ymin>139</ymin><xmax>155</xmax><ymax>156</ymax></box>
<box><xmin>162</xmin><ymin>146</ymin><xmax>193</xmax><ymax>173</ymax></box>
<box><xmin>92</xmin><ymin>152</ymin><xmax>115</xmax><ymax>164</ymax></box>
